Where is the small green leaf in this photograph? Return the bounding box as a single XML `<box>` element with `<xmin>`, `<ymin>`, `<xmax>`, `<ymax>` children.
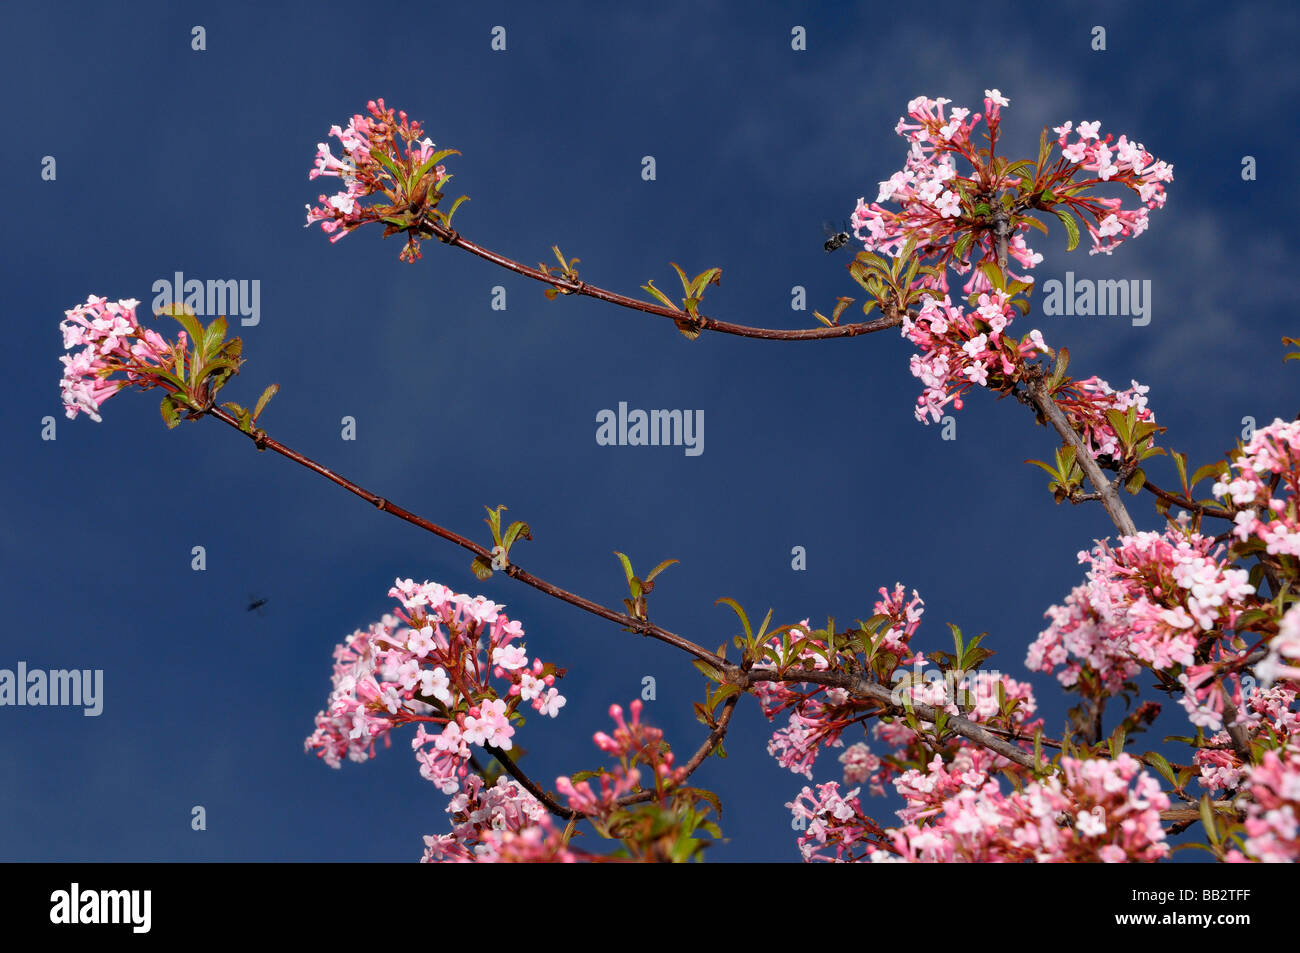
<box><xmin>644</xmin><ymin>558</ymin><xmax>678</xmax><ymax>585</ymax></box>
<box><xmin>1052</xmin><ymin>208</ymin><xmax>1080</xmax><ymax>252</ymax></box>
<box><xmin>715</xmin><ymin>597</ymin><xmax>753</xmax><ymax>643</ymax></box>
<box><xmin>412</xmin><ymin>148</ymin><xmax>460</xmax><ymax>186</ymax></box>
<box><xmin>253</xmin><ymin>383</ymin><xmax>279</xmax><ymax>420</ymax></box>
<box><xmin>200</xmin><ymin>316</ymin><xmax>228</xmax><ymax>360</ymax></box>
<box><xmin>642</xmin><ymin>280</ymin><xmax>680</xmax><ymax>311</ymax></box>
<box><xmin>614</xmin><ymin>551</ymin><xmax>636</xmax><ymax>586</ymax></box>
<box><xmin>692</xmin><ymin>659</ymin><xmax>724</xmax><ymax>683</ymax></box>
<box><xmin>1022</xmin><ymin>215</ymin><xmax>1050</xmax><ymax>235</ymax></box>
<box><xmin>669</xmin><ymin>262</ymin><xmax>691</xmax><ymax>295</ymax></box>
<box><xmin>1190</xmin><ymin>462</ymin><xmax>1226</xmax><ymax>489</ymax></box>
<box><xmin>1199</xmin><ymin>795</ymin><xmax>1220</xmax><ymax>846</ymax></box>
<box><xmin>484</xmin><ymin>505</ymin><xmax>505</xmax><ymax>543</ymax></box>
<box><xmin>688</xmin><ymin>267</ymin><xmax>722</xmax><ymax>298</ymax></box>
<box><xmin>1026</xmin><ymin>458</ymin><xmax>1061</xmax><ymax>478</ymax></box>
<box><xmin>371</xmin><ymin>149</ymin><xmax>407</xmax><ymax>186</ymax></box>
<box><xmin>442</xmin><ymin>194</ymin><xmax>470</xmax><ymax>227</ymax></box>
<box><xmin>952</xmin><ymin>231</ymin><xmax>974</xmax><ymax>263</ymax></box>
<box><xmin>160</xmin><ymin>396</ymin><xmax>180</xmax><ymax>429</ymax></box>
<box><xmin>978</xmin><ymin>262</ymin><xmax>1006</xmax><ymax>291</ymax></box>
<box><xmin>503</xmin><ymin>520</ymin><xmax>532</xmax><ymax>550</ymax></box>
<box><xmin>470</xmin><ymin>555</ymin><xmax>494</xmax><ymax>580</ymax></box>
<box><xmin>1143</xmin><ymin>751</ymin><xmax>1177</xmax><ymax>786</ymax></box>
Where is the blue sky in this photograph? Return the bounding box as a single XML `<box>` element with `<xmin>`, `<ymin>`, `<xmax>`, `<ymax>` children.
<box><xmin>3</xmin><ymin>0</ymin><xmax>1297</xmax><ymax>861</ymax></box>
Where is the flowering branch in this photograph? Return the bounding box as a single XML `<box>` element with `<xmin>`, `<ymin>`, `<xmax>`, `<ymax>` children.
<box><xmin>420</xmin><ymin>218</ymin><xmax>908</xmax><ymax>341</ymax></box>
<box><xmin>1024</xmin><ymin>370</ymin><xmax>1139</xmax><ymax>537</ymax></box>
<box><xmin>60</xmin><ymin>89</ymin><xmax>1300</xmax><ymax>863</ymax></box>
<box><xmin>203</xmin><ymin>404</ymin><xmax>728</xmax><ymax>670</ymax></box>
<box><xmin>744</xmin><ymin>665</ymin><xmax>1039</xmax><ymax>769</ymax></box>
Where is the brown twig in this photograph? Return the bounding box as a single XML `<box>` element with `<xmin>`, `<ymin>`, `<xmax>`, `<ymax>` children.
<box><xmin>744</xmin><ymin>667</ymin><xmax>1040</xmax><ymax>769</ymax></box>
<box><xmin>1131</xmin><ymin>475</ymin><xmax>1233</xmax><ymax>521</ymax></box>
<box><xmin>1024</xmin><ymin>373</ymin><xmax>1139</xmax><ymax>537</ymax></box>
<box><xmin>205</xmin><ymin>407</ymin><xmax>752</xmax><ymax>821</ymax></box>
<box><xmin>421</xmin><ymin>220</ymin><xmax>905</xmax><ymax>341</ymax></box>
<box><xmin>207</xmin><ymin>407</ymin><xmax>726</xmax><ymax>670</ymax></box>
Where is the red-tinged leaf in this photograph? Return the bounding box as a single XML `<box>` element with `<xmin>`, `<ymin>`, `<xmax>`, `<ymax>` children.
<box><xmin>715</xmin><ymin>598</ymin><xmax>753</xmax><ymax>642</ymax></box>
<box><xmin>371</xmin><ymin>149</ymin><xmax>407</xmax><ymax>187</ymax></box>
<box><xmin>642</xmin><ymin>280</ymin><xmax>680</xmax><ymax>312</ymax></box>
<box><xmin>503</xmin><ymin>520</ymin><xmax>532</xmax><ymax>550</ymax></box>
<box><xmin>1190</xmin><ymin>462</ymin><xmax>1227</xmax><ymax>488</ymax></box>
<box><xmin>614</xmin><ymin>551</ymin><xmax>636</xmax><ymax>585</ymax></box>
<box><xmin>978</xmin><ymin>261</ymin><xmax>1005</xmax><ymax>291</ymax></box>
<box><xmin>1022</xmin><ymin>215</ymin><xmax>1050</xmax><ymax>235</ymax></box>
<box><xmin>674</xmin><ymin>317</ymin><xmax>702</xmax><ymax>340</ymax></box>
<box><xmin>442</xmin><ymin>194</ymin><xmax>470</xmax><ymax>227</ymax></box>
<box><xmin>470</xmin><ymin>555</ymin><xmax>493</xmax><ymax>581</ymax></box>
<box><xmin>692</xmin><ymin>659</ymin><xmax>724</xmax><ymax>683</ymax></box>
<box><xmin>253</xmin><ymin>384</ymin><xmax>278</xmax><ymax>420</ymax></box>
<box><xmin>484</xmin><ymin>505</ymin><xmax>505</xmax><ymax>541</ymax></box>
<box><xmin>644</xmin><ymin>558</ymin><xmax>678</xmax><ymax>584</ymax></box>
<box><xmin>412</xmin><ymin>148</ymin><xmax>459</xmax><ymax>185</ymax></box>
<box><xmin>713</xmin><ymin>682</ymin><xmax>741</xmax><ymax>704</ymax></box>
<box><xmin>669</xmin><ymin>262</ymin><xmax>691</xmax><ymax>294</ymax></box>
<box><xmin>160</xmin><ymin>396</ymin><xmax>180</xmax><ymax>429</ymax></box>
<box><xmin>689</xmin><ymin>268</ymin><xmax>722</xmax><ymax>297</ymax></box>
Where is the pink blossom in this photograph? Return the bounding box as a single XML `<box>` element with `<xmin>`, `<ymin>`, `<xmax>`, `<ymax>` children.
<box><xmin>59</xmin><ymin>296</ymin><xmax>183</xmax><ymax>422</ymax></box>
<box><xmin>305</xmin><ymin>578</ymin><xmax>564</xmax><ymax>793</ymax></box>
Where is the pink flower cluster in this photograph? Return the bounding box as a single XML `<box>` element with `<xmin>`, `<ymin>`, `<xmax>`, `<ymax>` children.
<box><xmin>854</xmin><ymin>94</ymin><xmax>1164</xmax><ymax>441</ymax></box>
<box><xmin>304</xmin><ymin>578</ymin><xmax>565</xmax><ymax>794</ymax></box>
<box><xmin>867</xmin><ymin>753</ymin><xmax>1170</xmax><ymax>863</ymax></box>
<box><xmin>757</xmin><ymin>586</ymin><xmax>924</xmax><ymax>778</ymax></box>
<box><xmin>1055</xmin><ymin>376</ymin><xmax>1155</xmax><ymax>459</ymax></box>
<box><xmin>1027</xmin><ymin>527</ymin><xmax>1256</xmax><ymax>700</ymax></box>
<box><xmin>1227</xmin><ymin>746</ymin><xmax>1300</xmax><ymax>863</ymax></box>
<box><xmin>844</xmin><ymin>672</ymin><xmax>1040</xmax><ymax>799</ymax></box>
<box><xmin>59</xmin><ymin>296</ymin><xmax>180</xmax><ymax>422</ymax></box>
<box><xmin>787</xmin><ymin>782</ymin><xmax>882</xmax><ymax>862</ymax></box>
<box><xmin>1194</xmin><ymin>686</ymin><xmax>1298</xmax><ymax>792</ymax></box>
<box><xmin>904</xmin><ymin>288</ymin><xmax>1050</xmax><ymax>422</ymax></box>
<box><xmin>419</xmin><ymin>774</ymin><xmax>570</xmax><ymax>863</ymax></box>
<box><xmin>791</xmin><ymin>751</ymin><xmax>1169</xmax><ymax>863</ymax></box>
<box><xmin>1259</xmin><ymin>605</ymin><xmax>1300</xmax><ymax>689</ymax></box>
<box><xmin>556</xmin><ymin>699</ymin><xmax>686</xmax><ymax>813</ymax></box>
<box><xmin>853</xmin><ymin>92</ymin><xmax>1043</xmax><ymax>290</ymax></box>
<box><xmin>1049</xmin><ymin>120</ymin><xmax>1173</xmax><ymax>255</ymax></box>
<box><xmin>902</xmin><ymin>289</ymin><xmax>1155</xmax><ymax>447</ymax></box>
<box><xmin>305</xmin><ymin>99</ymin><xmax>451</xmax><ymax>262</ymax></box>
<box><xmin>1215</xmin><ymin>417</ymin><xmax>1300</xmax><ymax>558</ymax></box>
<box><xmin>420</xmin><ymin>700</ymin><xmax>694</xmax><ymax>862</ymax></box>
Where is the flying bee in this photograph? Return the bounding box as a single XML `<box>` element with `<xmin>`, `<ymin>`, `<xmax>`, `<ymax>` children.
<box><xmin>822</xmin><ymin>220</ymin><xmax>852</xmax><ymax>253</ymax></box>
<box><xmin>246</xmin><ymin>593</ymin><xmax>268</xmax><ymax>616</ymax></box>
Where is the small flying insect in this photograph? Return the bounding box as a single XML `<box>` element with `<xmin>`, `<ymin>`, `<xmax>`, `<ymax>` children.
<box><xmin>822</xmin><ymin>220</ymin><xmax>852</xmax><ymax>254</ymax></box>
<box><xmin>246</xmin><ymin>593</ymin><xmax>269</xmax><ymax>616</ymax></box>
